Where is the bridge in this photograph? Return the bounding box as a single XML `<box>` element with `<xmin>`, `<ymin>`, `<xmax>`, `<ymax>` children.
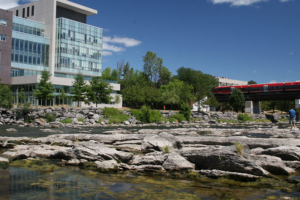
<box><xmin>215</xmin><ymin>92</ymin><xmax>300</xmax><ymax>114</ymax></box>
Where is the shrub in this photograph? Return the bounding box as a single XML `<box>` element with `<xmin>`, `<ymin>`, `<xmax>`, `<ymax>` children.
<box><xmin>78</xmin><ymin>117</ymin><xmax>84</xmax><ymax>123</ymax></box>
<box><xmin>130</xmin><ymin>106</ymin><xmax>167</xmax><ymax>123</ymax></box>
<box><xmin>237</xmin><ymin>114</ymin><xmax>252</xmax><ymax>123</ymax></box>
<box><xmin>180</xmin><ymin>102</ymin><xmax>191</xmax><ymax>121</ymax></box>
<box><xmin>103</xmin><ymin>107</ymin><xmax>128</xmax><ymax>124</ymax></box>
<box><xmin>235</xmin><ymin>142</ymin><xmax>243</xmax><ymax>156</ymax></box>
<box><xmin>45</xmin><ymin>112</ymin><xmax>56</xmax><ymax>122</ymax></box>
<box><xmin>97</xmin><ymin>118</ymin><xmax>103</xmax><ymax>123</ymax></box>
<box><xmin>169</xmin><ymin>113</ymin><xmax>186</xmax><ymax>123</ymax></box>
<box><xmin>161</xmin><ymin>145</ymin><xmax>172</xmax><ymax>154</ymax></box>
<box><xmin>60</xmin><ymin>118</ymin><xmax>73</xmax><ymax>123</ymax></box>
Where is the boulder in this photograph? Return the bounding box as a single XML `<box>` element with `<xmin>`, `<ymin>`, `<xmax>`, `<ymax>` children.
<box><xmin>95</xmin><ymin>160</ymin><xmax>118</xmax><ymax>170</ymax></box>
<box><xmin>162</xmin><ymin>152</ymin><xmax>195</xmax><ymax>170</ymax></box>
<box><xmin>6</xmin><ymin>128</ymin><xmax>17</xmax><ymax>132</ymax></box>
<box><xmin>197</xmin><ymin>169</ymin><xmax>260</xmax><ymax>181</ymax></box>
<box><xmin>158</xmin><ymin>132</ymin><xmax>183</xmax><ymax>149</ymax></box>
<box><xmin>258</xmin><ymin>146</ymin><xmax>300</xmax><ymax>161</ymax></box>
<box><xmin>178</xmin><ymin>147</ymin><xmax>269</xmax><ymax>176</ymax></box>
<box><xmin>141</xmin><ymin>135</ymin><xmax>173</xmax><ymax>152</ymax></box>
<box><xmin>131</xmin><ymin>152</ymin><xmax>167</xmax><ymax>166</ymax></box>
<box><xmin>284</xmin><ymin>161</ymin><xmax>300</xmax><ymax>169</ymax></box>
<box><xmin>135</xmin><ymin>165</ymin><xmax>165</xmax><ymax>172</ymax></box>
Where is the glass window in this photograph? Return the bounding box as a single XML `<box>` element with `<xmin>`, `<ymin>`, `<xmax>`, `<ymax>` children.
<box><xmin>20</xmin><ymin>40</ymin><xmax>24</xmax><ymax>51</ymax></box>
<box><xmin>22</xmin><ymin>8</ymin><xmax>25</xmax><ymax>18</ymax></box>
<box><xmin>27</xmin><ymin>7</ymin><xmax>30</xmax><ymax>17</ymax></box>
<box><xmin>31</xmin><ymin>6</ymin><xmax>34</xmax><ymax>16</ymax></box>
<box><xmin>15</xmin><ymin>53</ymin><xmax>19</xmax><ymax>62</ymax></box>
<box><xmin>0</xmin><ymin>18</ymin><xmax>7</xmax><ymax>26</ymax></box>
<box><xmin>0</xmin><ymin>34</ymin><xmax>6</xmax><ymax>41</ymax></box>
<box><xmin>33</xmin><ymin>57</ymin><xmax>36</xmax><ymax>65</ymax></box>
<box><xmin>19</xmin><ymin>54</ymin><xmax>23</xmax><ymax>62</ymax></box>
<box><xmin>28</xmin><ymin>56</ymin><xmax>32</xmax><ymax>64</ymax></box>
<box><xmin>16</xmin><ymin>10</ymin><xmax>19</xmax><ymax>16</ymax></box>
<box><xmin>24</xmin><ymin>55</ymin><xmax>28</xmax><ymax>63</ymax></box>
<box><xmin>15</xmin><ymin>39</ymin><xmax>19</xmax><ymax>50</ymax></box>
<box><xmin>29</xmin><ymin>42</ymin><xmax>32</xmax><ymax>53</ymax></box>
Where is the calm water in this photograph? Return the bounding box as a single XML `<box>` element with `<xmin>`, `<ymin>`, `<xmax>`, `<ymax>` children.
<box><xmin>0</xmin><ymin>165</ymin><xmax>299</xmax><ymax>200</ymax></box>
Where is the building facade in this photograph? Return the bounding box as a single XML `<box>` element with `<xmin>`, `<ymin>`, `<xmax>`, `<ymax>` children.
<box><xmin>0</xmin><ymin>0</ymin><xmax>122</xmax><ymax>108</ymax></box>
<box><xmin>214</xmin><ymin>76</ymin><xmax>248</xmax><ymax>87</ymax></box>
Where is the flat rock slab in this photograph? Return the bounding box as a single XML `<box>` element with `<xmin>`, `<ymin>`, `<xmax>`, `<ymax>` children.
<box><xmin>197</xmin><ymin>169</ymin><xmax>260</xmax><ymax>181</ymax></box>
<box><xmin>0</xmin><ymin>157</ymin><xmax>9</xmax><ymax>163</ymax></box>
<box><xmin>258</xmin><ymin>146</ymin><xmax>300</xmax><ymax>161</ymax></box>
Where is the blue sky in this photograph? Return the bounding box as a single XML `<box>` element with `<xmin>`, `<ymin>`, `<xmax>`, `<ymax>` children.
<box><xmin>3</xmin><ymin>0</ymin><xmax>300</xmax><ymax>84</ymax></box>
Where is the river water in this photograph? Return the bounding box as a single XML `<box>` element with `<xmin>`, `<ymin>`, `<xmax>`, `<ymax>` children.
<box><xmin>0</xmin><ymin>124</ymin><xmax>298</xmax><ymax>200</ymax></box>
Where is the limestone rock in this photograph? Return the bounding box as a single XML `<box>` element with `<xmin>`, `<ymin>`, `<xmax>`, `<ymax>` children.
<box><xmin>131</xmin><ymin>152</ymin><xmax>167</xmax><ymax>166</ymax></box>
<box><xmin>6</xmin><ymin>128</ymin><xmax>17</xmax><ymax>132</ymax></box>
<box><xmin>95</xmin><ymin>160</ymin><xmax>118</xmax><ymax>170</ymax></box>
<box><xmin>258</xmin><ymin>146</ymin><xmax>300</xmax><ymax>161</ymax></box>
<box><xmin>141</xmin><ymin>135</ymin><xmax>173</xmax><ymax>152</ymax></box>
<box><xmin>162</xmin><ymin>152</ymin><xmax>195</xmax><ymax>170</ymax></box>
<box><xmin>197</xmin><ymin>169</ymin><xmax>260</xmax><ymax>181</ymax></box>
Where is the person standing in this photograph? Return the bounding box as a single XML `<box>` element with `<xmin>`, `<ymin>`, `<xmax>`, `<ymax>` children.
<box><xmin>163</xmin><ymin>105</ymin><xmax>166</xmax><ymax>110</ymax></box>
<box><xmin>289</xmin><ymin>107</ymin><xmax>296</xmax><ymax>131</ymax></box>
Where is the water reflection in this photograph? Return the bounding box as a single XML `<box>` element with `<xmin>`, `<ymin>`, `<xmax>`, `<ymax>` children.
<box><xmin>0</xmin><ymin>165</ymin><xmax>299</xmax><ymax>200</ymax></box>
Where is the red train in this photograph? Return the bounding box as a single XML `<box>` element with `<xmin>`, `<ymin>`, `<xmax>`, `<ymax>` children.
<box><xmin>213</xmin><ymin>82</ymin><xmax>300</xmax><ymax>95</ymax></box>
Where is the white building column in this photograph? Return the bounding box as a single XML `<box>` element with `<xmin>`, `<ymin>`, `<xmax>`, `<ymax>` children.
<box><xmin>245</xmin><ymin>101</ymin><xmax>261</xmax><ymax>114</ymax></box>
<box><xmin>295</xmin><ymin>99</ymin><xmax>300</xmax><ymax>109</ymax></box>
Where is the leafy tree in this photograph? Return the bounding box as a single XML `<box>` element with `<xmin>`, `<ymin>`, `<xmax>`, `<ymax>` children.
<box><xmin>117</xmin><ymin>59</ymin><xmax>125</xmax><ymax>81</ymax></box>
<box><xmin>59</xmin><ymin>88</ymin><xmax>67</xmax><ymax>106</ymax></box>
<box><xmin>122</xmin><ymin>85</ymin><xmax>145</xmax><ymax>106</ymax></box>
<box><xmin>229</xmin><ymin>88</ymin><xmax>245</xmax><ymax>112</ymax></box>
<box><xmin>161</xmin><ymin>89</ymin><xmax>180</xmax><ymax>105</ymax></box>
<box><xmin>277</xmin><ymin>100</ymin><xmax>294</xmax><ymax>113</ymax></box>
<box><xmin>144</xmin><ymin>86</ymin><xmax>161</xmax><ymax>106</ymax></box>
<box><xmin>111</xmin><ymin>69</ymin><xmax>118</xmax><ymax>81</ymax></box>
<box><xmin>204</xmin><ymin>95</ymin><xmax>219</xmax><ymax>108</ymax></box>
<box><xmin>33</xmin><ymin>70</ymin><xmax>55</xmax><ymax>106</ymax></box>
<box><xmin>70</xmin><ymin>73</ymin><xmax>88</xmax><ymax>107</ymax></box>
<box><xmin>102</xmin><ymin>67</ymin><xmax>111</xmax><ymax>80</ymax></box>
<box><xmin>114</xmin><ymin>94</ymin><xmax>121</xmax><ymax>105</ymax></box>
<box><xmin>143</xmin><ymin>51</ymin><xmax>163</xmax><ymax>86</ymax></box>
<box><xmin>0</xmin><ymin>79</ymin><xmax>14</xmax><ymax>109</ymax></box>
<box><xmin>156</xmin><ymin>66</ymin><xmax>172</xmax><ymax>88</ymax></box>
<box><xmin>180</xmin><ymin>102</ymin><xmax>192</xmax><ymax>121</ymax></box>
<box><xmin>86</xmin><ymin>77</ymin><xmax>113</xmax><ymax>107</ymax></box>
<box><xmin>123</xmin><ymin>62</ymin><xmax>130</xmax><ymax>77</ymax></box>
<box><xmin>18</xmin><ymin>88</ymin><xmax>27</xmax><ymax>105</ymax></box>
<box><xmin>219</xmin><ymin>102</ymin><xmax>232</xmax><ymax>112</ymax></box>
<box><xmin>119</xmin><ymin>69</ymin><xmax>148</xmax><ymax>90</ymax></box>
<box><xmin>248</xmin><ymin>80</ymin><xmax>257</xmax><ymax>85</ymax></box>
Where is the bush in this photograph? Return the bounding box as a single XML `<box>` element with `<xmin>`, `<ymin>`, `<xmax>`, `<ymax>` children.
<box><xmin>169</xmin><ymin>113</ymin><xmax>186</xmax><ymax>123</ymax></box>
<box><xmin>78</xmin><ymin>117</ymin><xmax>84</xmax><ymax>123</ymax></box>
<box><xmin>237</xmin><ymin>114</ymin><xmax>252</xmax><ymax>123</ymax></box>
<box><xmin>180</xmin><ymin>102</ymin><xmax>191</xmax><ymax>121</ymax></box>
<box><xmin>45</xmin><ymin>112</ymin><xmax>56</xmax><ymax>123</ymax></box>
<box><xmin>130</xmin><ymin>106</ymin><xmax>167</xmax><ymax>123</ymax></box>
<box><xmin>103</xmin><ymin>107</ymin><xmax>128</xmax><ymax>124</ymax></box>
<box><xmin>60</xmin><ymin>118</ymin><xmax>73</xmax><ymax>123</ymax></box>
<box><xmin>97</xmin><ymin>118</ymin><xmax>103</xmax><ymax>123</ymax></box>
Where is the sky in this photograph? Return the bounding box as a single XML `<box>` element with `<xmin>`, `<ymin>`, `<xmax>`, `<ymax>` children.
<box><xmin>1</xmin><ymin>0</ymin><xmax>299</xmax><ymax>84</ymax></box>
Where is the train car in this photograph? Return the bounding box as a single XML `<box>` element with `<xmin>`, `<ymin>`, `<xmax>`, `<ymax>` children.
<box><xmin>285</xmin><ymin>82</ymin><xmax>300</xmax><ymax>92</ymax></box>
<box><xmin>234</xmin><ymin>85</ymin><xmax>249</xmax><ymax>94</ymax></box>
<box><xmin>212</xmin><ymin>86</ymin><xmax>232</xmax><ymax>95</ymax></box>
<box><xmin>249</xmin><ymin>83</ymin><xmax>284</xmax><ymax>93</ymax></box>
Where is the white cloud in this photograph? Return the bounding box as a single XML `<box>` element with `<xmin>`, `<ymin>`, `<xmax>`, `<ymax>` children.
<box><xmin>269</xmin><ymin>80</ymin><xmax>277</xmax><ymax>83</ymax></box>
<box><xmin>103</xmin><ymin>43</ymin><xmax>125</xmax><ymax>52</ymax></box>
<box><xmin>102</xmin><ymin>51</ymin><xmax>113</xmax><ymax>56</ymax></box>
<box><xmin>209</xmin><ymin>0</ymin><xmax>291</xmax><ymax>6</ymax></box>
<box><xmin>253</xmin><ymin>70</ymin><xmax>257</xmax><ymax>73</ymax></box>
<box><xmin>0</xmin><ymin>0</ymin><xmax>38</xmax><ymax>9</ymax></box>
<box><xmin>288</xmin><ymin>70</ymin><xmax>293</xmax><ymax>73</ymax></box>
<box><xmin>103</xmin><ymin>36</ymin><xmax>142</xmax><ymax>47</ymax></box>
<box><xmin>289</xmin><ymin>51</ymin><xmax>295</xmax><ymax>55</ymax></box>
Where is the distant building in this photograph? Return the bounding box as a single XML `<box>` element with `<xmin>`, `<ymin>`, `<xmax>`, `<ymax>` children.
<box><xmin>0</xmin><ymin>0</ymin><xmax>122</xmax><ymax>108</ymax></box>
<box><xmin>214</xmin><ymin>76</ymin><xmax>248</xmax><ymax>87</ymax></box>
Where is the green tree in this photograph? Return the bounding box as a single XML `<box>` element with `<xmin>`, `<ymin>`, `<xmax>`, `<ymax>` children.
<box><xmin>33</xmin><ymin>70</ymin><xmax>55</xmax><ymax>106</ymax></box>
<box><xmin>102</xmin><ymin>67</ymin><xmax>111</xmax><ymax>80</ymax></box>
<box><xmin>111</xmin><ymin>69</ymin><xmax>118</xmax><ymax>81</ymax></box>
<box><xmin>204</xmin><ymin>95</ymin><xmax>219</xmax><ymax>108</ymax></box>
<box><xmin>143</xmin><ymin>51</ymin><xmax>163</xmax><ymax>86</ymax></box>
<box><xmin>277</xmin><ymin>100</ymin><xmax>294</xmax><ymax>113</ymax></box>
<box><xmin>144</xmin><ymin>86</ymin><xmax>161</xmax><ymax>106</ymax></box>
<box><xmin>59</xmin><ymin>88</ymin><xmax>67</xmax><ymax>106</ymax></box>
<box><xmin>70</xmin><ymin>73</ymin><xmax>88</xmax><ymax>107</ymax></box>
<box><xmin>114</xmin><ymin>94</ymin><xmax>121</xmax><ymax>105</ymax></box>
<box><xmin>123</xmin><ymin>62</ymin><xmax>130</xmax><ymax>78</ymax></box>
<box><xmin>180</xmin><ymin>102</ymin><xmax>192</xmax><ymax>121</ymax></box>
<box><xmin>248</xmin><ymin>80</ymin><xmax>257</xmax><ymax>85</ymax></box>
<box><xmin>0</xmin><ymin>79</ymin><xmax>14</xmax><ymax>109</ymax></box>
<box><xmin>122</xmin><ymin>85</ymin><xmax>145</xmax><ymax>106</ymax></box>
<box><xmin>117</xmin><ymin>59</ymin><xmax>124</xmax><ymax>81</ymax></box>
<box><xmin>86</xmin><ymin>77</ymin><xmax>113</xmax><ymax>107</ymax></box>
<box><xmin>229</xmin><ymin>88</ymin><xmax>245</xmax><ymax>112</ymax></box>
<box><xmin>18</xmin><ymin>88</ymin><xmax>27</xmax><ymax>105</ymax></box>
<box><xmin>156</xmin><ymin>66</ymin><xmax>172</xmax><ymax>88</ymax></box>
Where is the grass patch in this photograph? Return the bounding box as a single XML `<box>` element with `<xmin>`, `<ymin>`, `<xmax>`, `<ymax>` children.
<box><xmin>253</xmin><ymin>119</ymin><xmax>272</xmax><ymax>123</ymax></box>
<box><xmin>97</xmin><ymin>117</ymin><xmax>103</xmax><ymax>123</ymax></box>
<box><xmin>59</xmin><ymin>118</ymin><xmax>73</xmax><ymax>124</ymax></box>
<box><xmin>278</xmin><ymin>118</ymin><xmax>289</xmax><ymax>122</ymax></box>
<box><xmin>169</xmin><ymin>113</ymin><xmax>186</xmax><ymax>123</ymax></box>
<box><xmin>237</xmin><ymin>114</ymin><xmax>252</xmax><ymax>123</ymax></box>
<box><xmin>78</xmin><ymin>117</ymin><xmax>84</xmax><ymax>123</ymax></box>
<box><xmin>161</xmin><ymin>145</ymin><xmax>172</xmax><ymax>154</ymax></box>
<box><xmin>10</xmin><ymin>159</ymin><xmax>59</xmax><ymax>172</ymax></box>
<box><xmin>216</xmin><ymin>119</ymin><xmax>238</xmax><ymax>123</ymax></box>
<box><xmin>103</xmin><ymin>108</ymin><xmax>129</xmax><ymax>124</ymax></box>
<box><xmin>235</xmin><ymin>142</ymin><xmax>243</xmax><ymax>156</ymax></box>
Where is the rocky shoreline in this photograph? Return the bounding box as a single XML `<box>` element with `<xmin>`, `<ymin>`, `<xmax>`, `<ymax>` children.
<box><xmin>1</xmin><ymin>126</ymin><xmax>300</xmax><ymax>185</ymax></box>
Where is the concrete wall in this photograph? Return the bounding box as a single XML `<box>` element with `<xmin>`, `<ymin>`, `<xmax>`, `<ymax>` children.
<box><xmin>0</xmin><ymin>9</ymin><xmax>13</xmax><ymax>84</ymax></box>
<box><xmin>214</xmin><ymin>77</ymin><xmax>248</xmax><ymax>86</ymax></box>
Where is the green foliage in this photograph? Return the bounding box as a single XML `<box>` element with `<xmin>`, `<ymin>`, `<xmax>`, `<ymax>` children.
<box><xmin>103</xmin><ymin>108</ymin><xmax>129</xmax><ymax>124</ymax></box>
<box><xmin>97</xmin><ymin>118</ymin><xmax>103</xmax><ymax>123</ymax></box>
<box><xmin>216</xmin><ymin>119</ymin><xmax>238</xmax><ymax>123</ymax></box>
<box><xmin>235</xmin><ymin>142</ymin><xmax>244</xmax><ymax>156</ymax></box>
<box><xmin>59</xmin><ymin>88</ymin><xmax>67</xmax><ymax>105</ymax></box>
<box><xmin>229</xmin><ymin>88</ymin><xmax>245</xmax><ymax>112</ymax></box>
<box><xmin>204</xmin><ymin>95</ymin><xmax>219</xmax><ymax>108</ymax></box>
<box><xmin>18</xmin><ymin>88</ymin><xmax>27</xmax><ymax>105</ymax></box>
<box><xmin>122</xmin><ymin>85</ymin><xmax>161</xmax><ymax>106</ymax></box>
<box><xmin>130</xmin><ymin>106</ymin><xmax>167</xmax><ymax>123</ymax></box>
<box><xmin>78</xmin><ymin>118</ymin><xmax>84</xmax><ymax>123</ymax></box>
<box><xmin>156</xmin><ymin>66</ymin><xmax>172</xmax><ymax>88</ymax></box>
<box><xmin>114</xmin><ymin>94</ymin><xmax>121</xmax><ymax>105</ymax></box>
<box><xmin>33</xmin><ymin>70</ymin><xmax>55</xmax><ymax>106</ymax></box>
<box><xmin>16</xmin><ymin>102</ymin><xmax>32</xmax><ymax>121</ymax></box>
<box><xmin>60</xmin><ymin>118</ymin><xmax>73</xmax><ymax>123</ymax></box>
<box><xmin>161</xmin><ymin>145</ymin><xmax>172</xmax><ymax>154</ymax></box>
<box><xmin>0</xmin><ymin>80</ymin><xmax>14</xmax><ymax>109</ymax></box>
<box><xmin>237</xmin><ymin>114</ymin><xmax>252</xmax><ymax>123</ymax></box>
<box><xmin>70</xmin><ymin>73</ymin><xmax>88</xmax><ymax>107</ymax></box>
<box><xmin>169</xmin><ymin>113</ymin><xmax>186</xmax><ymax>122</ymax></box>
<box><xmin>86</xmin><ymin>77</ymin><xmax>113</xmax><ymax>107</ymax></box>
<box><xmin>143</xmin><ymin>51</ymin><xmax>163</xmax><ymax>86</ymax></box>
<box><xmin>45</xmin><ymin>112</ymin><xmax>56</xmax><ymax>122</ymax></box>
<box><xmin>253</xmin><ymin>119</ymin><xmax>272</xmax><ymax>123</ymax></box>
<box><xmin>248</xmin><ymin>80</ymin><xmax>257</xmax><ymax>85</ymax></box>
<box><xmin>180</xmin><ymin>102</ymin><xmax>192</xmax><ymax>121</ymax></box>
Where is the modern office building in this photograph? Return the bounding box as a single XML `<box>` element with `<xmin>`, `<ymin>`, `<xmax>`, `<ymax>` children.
<box><xmin>214</xmin><ymin>76</ymin><xmax>248</xmax><ymax>87</ymax></box>
<box><xmin>0</xmin><ymin>0</ymin><xmax>122</xmax><ymax>108</ymax></box>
